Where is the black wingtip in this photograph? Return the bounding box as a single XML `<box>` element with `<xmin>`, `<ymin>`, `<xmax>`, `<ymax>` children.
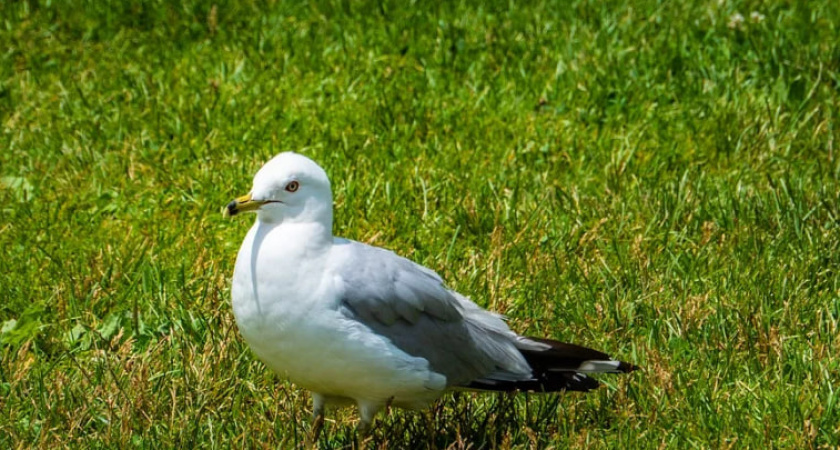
<box><xmin>464</xmin><ymin>337</ymin><xmax>638</xmax><ymax>394</ymax></box>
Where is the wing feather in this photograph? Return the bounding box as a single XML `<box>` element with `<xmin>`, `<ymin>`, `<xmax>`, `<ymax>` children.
<box><xmin>329</xmin><ymin>239</ymin><xmax>531</xmax><ymax>386</ymax></box>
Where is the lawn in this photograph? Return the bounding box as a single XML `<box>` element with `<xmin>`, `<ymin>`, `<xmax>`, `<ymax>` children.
<box><xmin>1</xmin><ymin>0</ymin><xmax>838</xmax><ymax>448</ymax></box>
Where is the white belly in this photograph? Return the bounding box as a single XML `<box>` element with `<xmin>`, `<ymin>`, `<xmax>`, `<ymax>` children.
<box><xmin>231</xmin><ymin>223</ymin><xmax>444</xmax><ymax>405</ymax></box>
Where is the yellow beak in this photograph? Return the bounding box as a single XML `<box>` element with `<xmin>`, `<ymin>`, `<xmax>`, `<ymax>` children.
<box><xmin>223</xmin><ymin>193</ymin><xmax>266</xmax><ymax>217</ymax></box>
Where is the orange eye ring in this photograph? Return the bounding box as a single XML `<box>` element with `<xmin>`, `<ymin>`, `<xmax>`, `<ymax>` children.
<box><xmin>285</xmin><ymin>181</ymin><xmax>300</xmax><ymax>192</ymax></box>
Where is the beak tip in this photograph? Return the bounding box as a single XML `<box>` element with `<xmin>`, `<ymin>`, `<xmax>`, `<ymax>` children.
<box><xmin>223</xmin><ymin>200</ymin><xmax>238</xmax><ymax>218</ymax></box>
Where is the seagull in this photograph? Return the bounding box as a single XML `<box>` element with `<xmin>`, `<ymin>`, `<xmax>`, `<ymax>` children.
<box><xmin>224</xmin><ymin>152</ymin><xmax>637</xmax><ymax>439</ymax></box>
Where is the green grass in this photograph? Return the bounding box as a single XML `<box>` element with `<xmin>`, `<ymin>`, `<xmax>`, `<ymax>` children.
<box><xmin>1</xmin><ymin>0</ymin><xmax>839</xmax><ymax>448</ymax></box>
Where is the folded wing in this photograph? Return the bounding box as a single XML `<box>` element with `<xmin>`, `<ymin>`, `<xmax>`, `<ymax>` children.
<box><xmin>329</xmin><ymin>239</ymin><xmax>638</xmax><ymax>391</ymax></box>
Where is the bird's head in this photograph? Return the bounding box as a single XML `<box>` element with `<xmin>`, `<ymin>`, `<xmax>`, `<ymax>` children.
<box><xmin>224</xmin><ymin>152</ymin><xmax>333</xmax><ymax>225</ymax></box>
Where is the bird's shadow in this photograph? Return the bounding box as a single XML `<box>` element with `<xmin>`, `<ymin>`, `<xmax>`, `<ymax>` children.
<box><xmin>314</xmin><ymin>390</ymin><xmax>622</xmax><ymax>449</ymax></box>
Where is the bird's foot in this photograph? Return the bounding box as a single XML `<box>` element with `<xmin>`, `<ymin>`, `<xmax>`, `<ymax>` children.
<box><xmin>307</xmin><ymin>394</ymin><xmax>326</xmax><ymax>449</ymax></box>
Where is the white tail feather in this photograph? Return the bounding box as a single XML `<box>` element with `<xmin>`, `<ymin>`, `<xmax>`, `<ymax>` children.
<box><xmin>574</xmin><ymin>360</ymin><xmax>623</xmax><ymax>373</ymax></box>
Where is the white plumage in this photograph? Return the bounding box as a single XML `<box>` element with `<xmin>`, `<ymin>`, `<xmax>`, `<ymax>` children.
<box><xmin>226</xmin><ymin>152</ymin><xmax>636</xmax><ymax>436</ymax></box>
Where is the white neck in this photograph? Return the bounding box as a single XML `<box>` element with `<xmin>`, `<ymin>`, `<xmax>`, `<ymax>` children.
<box><xmin>254</xmin><ymin>217</ymin><xmax>332</xmax><ymax>244</ymax></box>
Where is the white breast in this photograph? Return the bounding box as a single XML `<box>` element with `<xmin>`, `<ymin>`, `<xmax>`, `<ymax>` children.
<box><xmin>231</xmin><ymin>221</ymin><xmax>444</xmax><ymax>403</ymax></box>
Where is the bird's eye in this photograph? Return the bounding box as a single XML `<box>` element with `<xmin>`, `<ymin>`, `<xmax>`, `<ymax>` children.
<box><xmin>285</xmin><ymin>181</ymin><xmax>300</xmax><ymax>192</ymax></box>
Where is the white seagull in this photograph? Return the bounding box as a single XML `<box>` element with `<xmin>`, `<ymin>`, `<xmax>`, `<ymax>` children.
<box><xmin>224</xmin><ymin>152</ymin><xmax>637</xmax><ymax>439</ymax></box>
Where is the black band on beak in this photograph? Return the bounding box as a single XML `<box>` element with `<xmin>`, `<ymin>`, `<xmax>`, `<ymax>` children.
<box><xmin>226</xmin><ymin>200</ymin><xmax>240</xmax><ymax>217</ymax></box>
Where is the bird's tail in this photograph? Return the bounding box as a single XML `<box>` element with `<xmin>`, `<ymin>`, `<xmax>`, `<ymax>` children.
<box><xmin>467</xmin><ymin>337</ymin><xmax>639</xmax><ymax>392</ymax></box>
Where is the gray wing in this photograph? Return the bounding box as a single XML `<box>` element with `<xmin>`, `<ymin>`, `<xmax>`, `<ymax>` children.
<box><xmin>330</xmin><ymin>239</ymin><xmax>534</xmax><ymax>387</ymax></box>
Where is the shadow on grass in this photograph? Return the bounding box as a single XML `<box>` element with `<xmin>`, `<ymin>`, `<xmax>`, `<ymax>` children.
<box><xmin>317</xmin><ymin>390</ymin><xmax>622</xmax><ymax>449</ymax></box>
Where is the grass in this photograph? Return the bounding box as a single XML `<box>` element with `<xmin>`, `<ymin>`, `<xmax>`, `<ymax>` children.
<box><xmin>1</xmin><ymin>0</ymin><xmax>838</xmax><ymax>447</ymax></box>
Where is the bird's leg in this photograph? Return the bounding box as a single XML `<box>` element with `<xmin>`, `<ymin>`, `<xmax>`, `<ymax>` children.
<box><xmin>358</xmin><ymin>420</ymin><xmax>371</xmax><ymax>438</ymax></box>
<box><xmin>357</xmin><ymin>401</ymin><xmax>383</xmax><ymax>440</ymax></box>
<box><xmin>307</xmin><ymin>393</ymin><xmax>326</xmax><ymax>448</ymax></box>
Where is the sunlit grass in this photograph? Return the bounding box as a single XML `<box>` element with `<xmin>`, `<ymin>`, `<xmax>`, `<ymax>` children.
<box><xmin>1</xmin><ymin>0</ymin><xmax>839</xmax><ymax>448</ymax></box>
